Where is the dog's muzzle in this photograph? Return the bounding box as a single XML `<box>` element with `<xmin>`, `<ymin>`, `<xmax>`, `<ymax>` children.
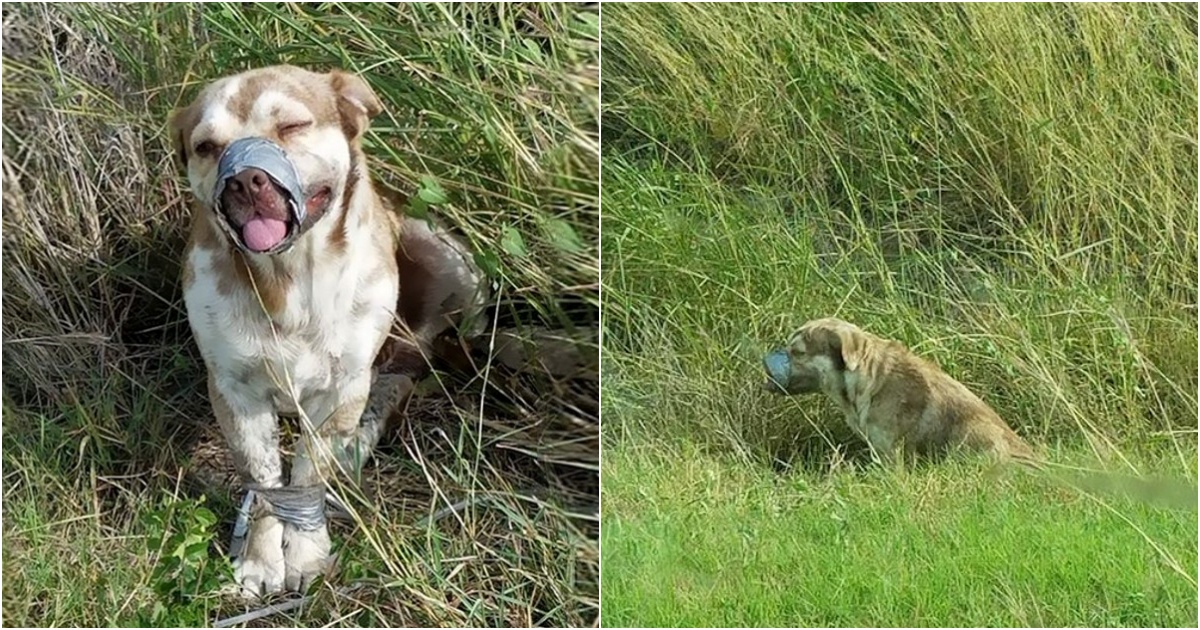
<box><xmin>763</xmin><ymin>348</ymin><xmax>791</xmax><ymax>391</ymax></box>
<box><xmin>212</xmin><ymin>137</ymin><xmax>307</xmax><ymax>254</ymax></box>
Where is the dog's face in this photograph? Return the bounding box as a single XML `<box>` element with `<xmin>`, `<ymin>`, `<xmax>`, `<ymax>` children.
<box><xmin>763</xmin><ymin>317</ymin><xmax>863</xmax><ymax>395</ymax></box>
<box><xmin>170</xmin><ymin>65</ymin><xmax>383</xmax><ymax>253</ymax></box>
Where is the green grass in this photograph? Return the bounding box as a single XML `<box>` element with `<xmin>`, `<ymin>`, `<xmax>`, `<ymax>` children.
<box><xmin>600</xmin><ymin>3</ymin><xmax>1197</xmax><ymax>627</ymax></box>
<box><xmin>602</xmin><ymin>445</ymin><xmax>1197</xmax><ymax>628</ymax></box>
<box><xmin>2</xmin><ymin>3</ymin><xmax>597</xmax><ymax>627</ymax></box>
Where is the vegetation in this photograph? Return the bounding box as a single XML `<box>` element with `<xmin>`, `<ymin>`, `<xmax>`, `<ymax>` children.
<box><xmin>600</xmin><ymin>3</ymin><xmax>1197</xmax><ymax>627</ymax></box>
<box><xmin>2</xmin><ymin>3</ymin><xmax>598</xmax><ymax>626</ymax></box>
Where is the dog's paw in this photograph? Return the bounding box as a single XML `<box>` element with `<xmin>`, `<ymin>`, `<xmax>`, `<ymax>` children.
<box><xmin>282</xmin><ymin>524</ymin><xmax>332</xmax><ymax>592</ymax></box>
<box><xmin>232</xmin><ymin>516</ymin><xmax>286</xmax><ymax>598</ymax></box>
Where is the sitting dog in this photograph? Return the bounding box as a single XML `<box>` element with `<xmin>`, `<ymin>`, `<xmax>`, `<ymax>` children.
<box><xmin>170</xmin><ymin>65</ymin><xmax>485</xmax><ymax>597</ymax></box>
<box><xmin>763</xmin><ymin>317</ymin><xmax>1034</xmax><ymax>464</ymax></box>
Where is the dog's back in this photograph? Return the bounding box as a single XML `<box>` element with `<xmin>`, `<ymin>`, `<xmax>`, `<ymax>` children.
<box><xmin>879</xmin><ymin>341</ymin><xmax>1035</xmax><ymax>461</ymax></box>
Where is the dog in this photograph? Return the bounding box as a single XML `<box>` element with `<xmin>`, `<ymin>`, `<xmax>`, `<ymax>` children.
<box><xmin>763</xmin><ymin>317</ymin><xmax>1034</xmax><ymax>465</ymax></box>
<box><xmin>170</xmin><ymin>65</ymin><xmax>485</xmax><ymax>597</ymax></box>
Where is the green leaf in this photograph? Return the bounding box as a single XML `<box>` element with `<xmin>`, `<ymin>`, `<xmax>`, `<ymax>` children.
<box><xmin>500</xmin><ymin>225</ymin><xmax>529</xmax><ymax>258</ymax></box>
<box><xmin>194</xmin><ymin>507</ymin><xmax>217</xmax><ymax>529</ymax></box>
<box><xmin>407</xmin><ymin>196</ymin><xmax>430</xmax><ymax>220</ymax></box>
<box><xmin>473</xmin><ymin>249</ymin><xmax>501</xmax><ymax>277</ymax></box>
<box><xmin>521</xmin><ymin>38</ymin><xmax>545</xmax><ymax>63</ymax></box>
<box><xmin>572</xmin><ymin>11</ymin><xmax>600</xmax><ymax>39</ymax></box>
<box><xmin>183</xmin><ymin>538</ymin><xmax>209</xmax><ymax>559</ymax></box>
<box><xmin>543</xmin><ymin>218</ymin><xmax>585</xmax><ymax>254</ymax></box>
<box><xmin>417</xmin><ymin>175</ymin><xmax>448</xmax><ymax>204</ymax></box>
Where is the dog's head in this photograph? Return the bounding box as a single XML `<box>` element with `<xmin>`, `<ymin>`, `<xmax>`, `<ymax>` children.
<box><xmin>763</xmin><ymin>317</ymin><xmax>866</xmax><ymax>395</ymax></box>
<box><xmin>169</xmin><ymin>65</ymin><xmax>382</xmax><ymax>254</ymax></box>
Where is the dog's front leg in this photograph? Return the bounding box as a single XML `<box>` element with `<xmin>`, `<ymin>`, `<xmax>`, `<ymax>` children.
<box><xmin>209</xmin><ymin>376</ymin><xmax>287</xmax><ymax>598</ymax></box>
<box><xmin>283</xmin><ymin>369</ymin><xmax>413</xmax><ymax>591</ymax></box>
<box><xmin>863</xmin><ymin>423</ymin><xmax>900</xmax><ymax>467</ymax></box>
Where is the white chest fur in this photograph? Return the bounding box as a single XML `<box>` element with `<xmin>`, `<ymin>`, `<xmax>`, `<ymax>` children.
<box><xmin>184</xmin><ymin>237</ymin><xmax>397</xmax><ymax>416</ymax></box>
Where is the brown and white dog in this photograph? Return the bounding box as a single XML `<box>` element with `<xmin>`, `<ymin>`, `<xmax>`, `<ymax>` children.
<box><xmin>171</xmin><ymin>65</ymin><xmax>485</xmax><ymax>597</ymax></box>
<box><xmin>764</xmin><ymin>317</ymin><xmax>1034</xmax><ymax>465</ymax></box>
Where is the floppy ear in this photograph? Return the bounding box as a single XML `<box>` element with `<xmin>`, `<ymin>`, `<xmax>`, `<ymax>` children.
<box><xmin>167</xmin><ymin>105</ymin><xmax>195</xmax><ymax>174</ymax></box>
<box><xmin>808</xmin><ymin>323</ymin><xmax>863</xmax><ymax>373</ymax></box>
<box><xmin>330</xmin><ymin>70</ymin><xmax>383</xmax><ymax>138</ymax></box>
<box><xmin>833</xmin><ymin>327</ymin><xmax>864</xmax><ymax>373</ymax></box>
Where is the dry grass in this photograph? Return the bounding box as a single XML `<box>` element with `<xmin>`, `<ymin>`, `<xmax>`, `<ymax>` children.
<box><xmin>1</xmin><ymin>3</ymin><xmax>598</xmax><ymax>626</ymax></box>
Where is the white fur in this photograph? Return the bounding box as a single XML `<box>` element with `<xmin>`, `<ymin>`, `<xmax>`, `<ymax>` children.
<box><xmin>181</xmin><ymin>71</ymin><xmax>397</xmax><ymax>598</ymax></box>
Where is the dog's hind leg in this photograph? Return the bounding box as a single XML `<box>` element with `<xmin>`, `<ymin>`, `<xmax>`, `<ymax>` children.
<box><xmin>396</xmin><ymin>216</ymin><xmax>489</xmax><ymax>343</ymax></box>
<box><xmin>338</xmin><ymin>371</ymin><xmax>415</xmax><ymax>478</ymax></box>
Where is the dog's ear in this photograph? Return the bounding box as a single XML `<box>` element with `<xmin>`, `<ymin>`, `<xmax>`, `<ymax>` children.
<box><xmin>330</xmin><ymin>70</ymin><xmax>383</xmax><ymax>138</ymax></box>
<box><xmin>167</xmin><ymin>105</ymin><xmax>195</xmax><ymax>173</ymax></box>
<box><xmin>833</xmin><ymin>326</ymin><xmax>864</xmax><ymax>372</ymax></box>
<box><xmin>807</xmin><ymin>322</ymin><xmax>863</xmax><ymax>373</ymax></box>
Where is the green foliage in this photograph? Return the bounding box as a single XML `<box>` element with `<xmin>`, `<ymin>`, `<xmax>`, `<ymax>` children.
<box><xmin>140</xmin><ymin>494</ymin><xmax>228</xmax><ymax>626</ymax></box>
<box><xmin>601</xmin><ymin>2</ymin><xmax>1198</xmax><ymax>452</ymax></box>
<box><xmin>406</xmin><ymin>174</ymin><xmax>448</xmax><ymax>221</ymax></box>
<box><xmin>602</xmin><ymin>446</ymin><xmax>1198</xmax><ymax>627</ymax></box>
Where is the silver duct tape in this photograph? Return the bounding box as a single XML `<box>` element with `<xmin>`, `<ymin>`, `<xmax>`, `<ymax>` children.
<box><xmin>253</xmin><ymin>483</ymin><xmax>328</xmax><ymax>531</ymax></box>
<box><xmin>229</xmin><ymin>490</ymin><xmax>255</xmax><ymax>559</ymax></box>
<box><xmin>229</xmin><ymin>488</ymin><xmax>351</xmax><ymax>559</ymax></box>
<box><xmin>764</xmin><ymin>349</ymin><xmax>791</xmax><ymax>386</ymax></box>
<box><xmin>212</xmin><ymin>137</ymin><xmax>307</xmax><ymax>223</ymax></box>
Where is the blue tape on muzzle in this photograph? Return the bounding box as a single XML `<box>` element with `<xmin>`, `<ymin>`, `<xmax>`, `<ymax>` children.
<box><xmin>763</xmin><ymin>349</ymin><xmax>791</xmax><ymax>388</ymax></box>
<box><xmin>212</xmin><ymin>137</ymin><xmax>307</xmax><ymax>252</ymax></box>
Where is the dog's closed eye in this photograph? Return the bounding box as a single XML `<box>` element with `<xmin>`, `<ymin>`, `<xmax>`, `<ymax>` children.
<box><xmin>278</xmin><ymin>121</ymin><xmax>312</xmax><ymax>137</ymax></box>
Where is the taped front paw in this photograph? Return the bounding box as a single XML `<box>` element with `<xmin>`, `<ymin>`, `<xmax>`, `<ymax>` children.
<box><xmin>282</xmin><ymin>524</ymin><xmax>332</xmax><ymax>592</ymax></box>
<box><xmin>233</xmin><ymin>515</ymin><xmax>286</xmax><ymax>598</ymax></box>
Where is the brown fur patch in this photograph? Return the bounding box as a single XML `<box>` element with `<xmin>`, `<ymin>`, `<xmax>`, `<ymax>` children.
<box><xmin>328</xmin><ymin>151</ymin><xmax>361</xmax><ymax>254</ymax></box>
<box><xmin>225</xmin><ymin>252</ymin><xmax>290</xmax><ymax>317</ymax></box>
<box><xmin>225</xmin><ymin>73</ymin><xmax>277</xmax><ymax>123</ymax></box>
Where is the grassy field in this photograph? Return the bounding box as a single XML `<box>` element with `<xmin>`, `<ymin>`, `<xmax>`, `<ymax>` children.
<box><xmin>600</xmin><ymin>3</ymin><xmax>1198</xmax><ymax>627</ymax></box>
<box><xmin>602</xmin><ymin>445</ymin><xmax>1196</xmax><ymax>627</ymax></box>
<box><xmin>2</xmin><ymin>3</ymin><xmax>597</xmax><ymax>627</ymax></box>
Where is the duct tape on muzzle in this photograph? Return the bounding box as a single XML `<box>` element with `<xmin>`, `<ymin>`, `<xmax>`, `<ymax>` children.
<box><xmin>212</xmin><ymin>138</ymin><xmax>308</xmax><ymax>252</ymax></box>
<box><xmin>763</xmin><ymin>349</ymin><xmax>791</xmax><ymax>388</ymax></box>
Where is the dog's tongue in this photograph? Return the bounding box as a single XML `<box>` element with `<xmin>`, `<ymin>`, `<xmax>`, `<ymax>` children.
<box><xmin>242</xmin><ymin>217</ymin><xmax>287</xmax><ymax>252</ymax></box>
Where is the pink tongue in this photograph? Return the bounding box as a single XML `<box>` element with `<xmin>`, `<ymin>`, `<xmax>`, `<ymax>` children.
<box><xmin>241</xmin><ymin>217</ymin><xmax>288</xmax><ymax>252</ymax></box>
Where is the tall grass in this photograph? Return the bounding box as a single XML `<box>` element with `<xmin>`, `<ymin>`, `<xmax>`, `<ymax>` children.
<box><xmin>600</xmin><ymin>3</ymin><xmax>1196</xmax><ymax>626</ymax></box>
<box><xmin>2</xmin><ymin>3</ymin><xmax>597</xmax><ymax>626</ymax></box>
<box><xmin>602</xmin><ymin>2</ymin><xmax>1196</xmax><ymax>457</ymax></box>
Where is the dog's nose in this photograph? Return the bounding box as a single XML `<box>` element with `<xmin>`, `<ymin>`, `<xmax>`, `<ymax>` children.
<box><xmin>763</xmin><ymin>349</ymin><xmax>791</xmax><ymax>384</ymax></box>
<box><xmin>226</xmin><ymin>168</ymin><xmax>270</xmax><ymax>203</ymax></box>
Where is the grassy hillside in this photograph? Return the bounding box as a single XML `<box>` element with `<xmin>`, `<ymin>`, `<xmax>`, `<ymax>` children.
<box><xmin>2</xmin><ymin>3</ymin><xmax>598</xmax><ymax>627</ymax></box>
<box><xmin>600</xmin><ymin>3</ymin><xmax>1197</xmax><ymax>627</ymax></box>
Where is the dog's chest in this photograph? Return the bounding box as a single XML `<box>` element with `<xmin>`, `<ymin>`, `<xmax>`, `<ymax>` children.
<box><xmin>185</xmin><ymin>246</ymin><xmax>396</xmax><ymax>410</ymax></box>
